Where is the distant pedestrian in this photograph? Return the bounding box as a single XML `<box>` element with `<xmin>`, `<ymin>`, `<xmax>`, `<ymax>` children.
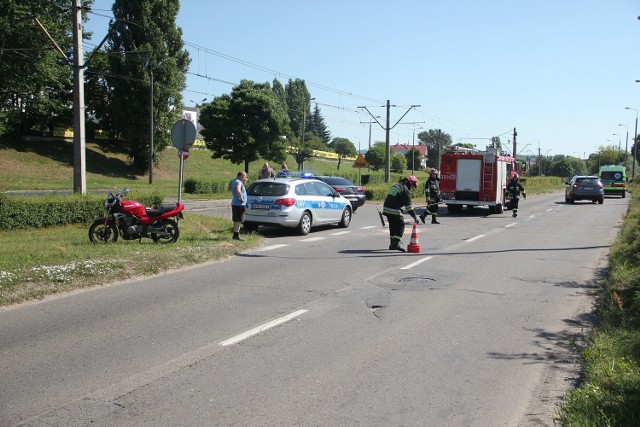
<box><xmin>506</xmin><ymin>172</ymin><xmax>526</xmax><ymax>218</ymax></box>
<box><xmin>383</xmin><ymin>176</ymin><xmax>420</xmax><ymax>252</ymax></box>
<box><xmin>420</xmin><ymin>168</ymin><xmax>441</xmax><ymax>224</ymax></box>
<box><xmin>259</xmin><ymin>162</ymin><xmax>275</xmax><ymax>179</ymax></box>
<box><xmin>231</xmin><ymin>171</ymin><xmax>248</xmax><ymax>241</ymax></box>
<box><xmin>280</xmin><ymin>162</ymin><xmax>289</xmax><ymax>177</ymax></box>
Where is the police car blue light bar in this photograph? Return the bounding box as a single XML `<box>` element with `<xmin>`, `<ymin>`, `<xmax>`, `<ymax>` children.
<box><xmin>277</xmin><ymin>171</ymin><xmax>314</xmax><ymax>178</ymax></box>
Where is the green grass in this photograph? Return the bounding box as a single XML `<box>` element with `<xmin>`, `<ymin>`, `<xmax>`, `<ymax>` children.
<box><xmin>0</xmin><ymin>214</ymin><xmax>256</xmax><ymax>306</ymax></box>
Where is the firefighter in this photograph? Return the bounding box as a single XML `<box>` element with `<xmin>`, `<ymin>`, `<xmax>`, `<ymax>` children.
<box><xmin>383</xmin><ymin>176</ymin><xmax>420</xmax><ymax>252</ymax></box>
<box><xmin>506</xmin><ymin>172</ymin><xmax>526</xmax><ymax>218</ymax></box>
<box><xmin>420</xmin><ymin>168</ymin><xmax>441</xmax><ymax>224</ymax></box>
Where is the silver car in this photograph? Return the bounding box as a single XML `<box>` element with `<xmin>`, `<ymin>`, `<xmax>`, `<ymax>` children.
<box><xmin>244</xmin><ymin>175</ymin><xmax>353</xmax><ymax>235</ymax></box>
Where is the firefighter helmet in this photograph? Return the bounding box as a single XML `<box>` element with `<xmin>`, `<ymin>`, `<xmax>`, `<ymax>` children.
<box><xmin>511</xmin><ymin>171</ymin><xmax>519</xmax><ymax>179</ymax></box>
<box><xmin>406</xmin><ymin>175</ymin><xmax>418</xmax><ymax>186</ymax></box>
<box><xmin>430</xmin><ymin>169</ymin><xmax>438</xmax><ymax>175</ymax></box>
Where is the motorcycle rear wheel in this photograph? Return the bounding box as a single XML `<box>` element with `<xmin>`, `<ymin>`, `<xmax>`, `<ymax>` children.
<box><xmin>151</xmin><ymin>219</ymin><xmax>180</xmax><ymax>244</ymax></box>
<box><xmin>89</xmin><ymin>220</ymin><xmax>118</xmax><ymax>244</ymax></box>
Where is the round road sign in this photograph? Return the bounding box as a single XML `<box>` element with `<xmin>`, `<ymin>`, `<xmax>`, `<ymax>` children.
<box><xmin>171</xmin><ymin>119</ymin><xmax>197</xmax><ymax>150</ymax></box>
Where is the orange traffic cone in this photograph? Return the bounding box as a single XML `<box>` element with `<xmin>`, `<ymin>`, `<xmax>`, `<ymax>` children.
<box><xmin>407</xmin><ymin>222</ymin><xmax>421</xmax><ymax>253</ymax></box>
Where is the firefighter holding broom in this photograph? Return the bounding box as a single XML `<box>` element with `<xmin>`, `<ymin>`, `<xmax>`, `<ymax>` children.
<box><xmin>383</xmin><ymin>176</ymin><xmax>420</xmax><ymax>252</ymax></box>
<box><xmin>420</xmin><ymin>168</ymin><xmax>441</xmax><ymax>224</ymax></box>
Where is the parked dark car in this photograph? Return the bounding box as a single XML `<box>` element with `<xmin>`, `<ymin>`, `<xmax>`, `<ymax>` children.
<box><xmin>565</xmin><ymin>175</ymin><xmax>604</xmax><ymax>204</ymax></box>
<box><xmin>315</xmin><ymin>176</ymin><xmax>366</xmax><ymax>212</ymax></box>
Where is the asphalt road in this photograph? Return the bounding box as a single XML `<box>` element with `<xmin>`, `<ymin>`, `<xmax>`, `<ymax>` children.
<box><xmin>0</xmin><ymin>192</ymin><xmax>628</xmax><ymax>426</ymax></box>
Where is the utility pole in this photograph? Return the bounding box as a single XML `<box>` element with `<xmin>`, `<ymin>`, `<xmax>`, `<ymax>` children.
<box><xmin>512</xmin><ymin>127</ymin><xmax>517</xmax><ymax>160</ymax></box>
<box><xmin>72</xmin><ymin>0</ymin><xmax>86</xmax><ymax>194</ymax></box>
<box><xmin>359</xmin><ymin>101</ymin><xmax>420</xmax><ymax>182</ymax></box>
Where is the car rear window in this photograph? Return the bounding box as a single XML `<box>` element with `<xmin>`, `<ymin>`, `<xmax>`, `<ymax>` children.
<box><xmin>576</xmin><ymin>178</ymin><xmax>599</xmax><ymax>185</ymax></box>
<box><xmin>247</xmin><ymin>182</ymin><xmax>289</xmax><ymax>197</ymax></box>
<box><xmin>320</xmin><ymin>177</ymin><xmax>352</xmax><ymax>186</ymax></box>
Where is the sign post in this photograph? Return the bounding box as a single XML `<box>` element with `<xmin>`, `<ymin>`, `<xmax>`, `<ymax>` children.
<box><xmin>171</xmin><ymin>119</ymin><xmax>197</xmax><ymax>202</ymax></box>
<box><xmin>352</xmin><ymin>154</ymin><xmax>369</xmax><ymax>186</ymax></box>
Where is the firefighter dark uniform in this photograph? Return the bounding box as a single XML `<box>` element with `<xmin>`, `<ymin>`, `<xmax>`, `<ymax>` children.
<box><xmin>506</xmin><ymin>173</ymin><xmax>526</xmax><ymax>218</ymax></box>
<box><xmin>420</xmin><ymin>169</ymin><xmax>441</xmax><ymax>224</ymax></box>
<box><xmin>383</xmin><ymin>176</ymin><xmax>419</xmax><ymax>252</ymax></box>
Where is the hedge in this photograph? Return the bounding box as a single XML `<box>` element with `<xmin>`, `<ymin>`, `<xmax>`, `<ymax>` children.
<box><xmin>0</xmin><ymin>192</ymin><xmax>163</xmax><ymax>230</ymax></box>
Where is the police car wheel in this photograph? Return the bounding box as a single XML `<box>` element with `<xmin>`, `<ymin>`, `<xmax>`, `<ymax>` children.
<box><xmin>297</xmin><ymin>212</ymin><xmax>312</xmax><ymax>235</ymax></box>
<box><xmin>339</xmin><ymin>207</ymin><xmax>352</xmax><ymax>228</ymax></box>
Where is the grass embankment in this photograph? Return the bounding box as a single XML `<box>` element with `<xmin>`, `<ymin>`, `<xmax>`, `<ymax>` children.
<box><xmin>558</xmin><ymin>183</ymin><xmax>640</xmax><ymax>426</ymax></box>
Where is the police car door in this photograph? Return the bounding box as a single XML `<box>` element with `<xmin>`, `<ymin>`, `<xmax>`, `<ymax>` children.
<box><xmin>314</xmin><ymin>181</ymin><xmax>340</xmax><ymax>223</ymax></box>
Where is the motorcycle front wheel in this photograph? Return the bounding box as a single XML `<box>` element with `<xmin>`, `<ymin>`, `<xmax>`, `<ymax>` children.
<box><xmin>151</xmin><ymin>219</ymin><xmax>180</xmax><ymax>244</ymax></box>
<box><xmin>89</xmin><ymin>220</ymin><xmax>118</xmax><ymax>244</ymax></box>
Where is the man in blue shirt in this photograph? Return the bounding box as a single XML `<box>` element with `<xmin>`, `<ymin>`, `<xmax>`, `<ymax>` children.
<box><xmin>231</xmin><ymin>171</ymin><xmax>248</xmax><ymax>240</ymax></box>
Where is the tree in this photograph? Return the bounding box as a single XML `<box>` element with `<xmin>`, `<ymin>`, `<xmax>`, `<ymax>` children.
<box><xmin>490</xmin><ymin>136</ymin><xmax>502</xmax><ymax>152</ymax></box>
<box><xmin>285</xmin><ymin>78</ymin><xmax>310</xmax><ymax>138</ymax></box>
<box><xmin>199</xmin><ymin>80</ymin><xmax>289</xmax><ymax>173</ymax></box>
<box><xmin>0</xmin><ymin>0</ymin><xmax>76</xmax><ymax>138</ymax></box>
<box><xmin>418</xmin><ymin>129</ymin><xmax>452</xmax><ymax>169</ymax></box>
<box><xmin>404</xmin><ymin>148</ymin><xmax>422</xmax><ymax>171</ymax></box>
<box><xmin>365</xmin><ymin>142</ymin><xmax>386</xmax><ymax>171</ymax></box>
<box><xmin>308</xmin><ymin>104</ymin><xmax>331</xmax><ymax>144</ymax></box>
<box><xmin>104</xmin><ymin>0</ymin><xmax>189</xmax><ymax>172</ymax></box>
<box><xmin>391</xmin><ymin>153</ymin><xmax>406</xmax><ymax>174</ymax></box>
<box><xmin>331</xmin><ymin>137</ymin><xmax>357</xmax><ymax>170</ymax></box>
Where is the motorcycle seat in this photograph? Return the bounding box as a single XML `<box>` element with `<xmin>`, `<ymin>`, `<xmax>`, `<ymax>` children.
<box><xmin>145</xmin><ymin>204</ymin><xmax>177</xmax><ymax>217</ymax></box>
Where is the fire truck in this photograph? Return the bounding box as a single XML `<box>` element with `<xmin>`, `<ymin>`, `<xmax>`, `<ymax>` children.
<box><xmin>439</xmin><ymin>146</ymin><xmax>518</xmax><ymax>214</ymax></box>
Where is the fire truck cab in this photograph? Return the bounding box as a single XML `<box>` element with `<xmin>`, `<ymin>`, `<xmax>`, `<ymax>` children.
<box><xmin>439</xmin><ymin>146</ymin><xmax>517</xmax><ymax>214</ymax></box>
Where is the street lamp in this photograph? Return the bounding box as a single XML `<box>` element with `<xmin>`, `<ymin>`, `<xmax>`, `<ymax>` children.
<box><xmin>411</xmin><ymin>126</ymin><xmax>424</xmax><ymax>174</ymax></box>
<box><xmin>625</xmin><ymin>106</ymin><xmax>637</xmax><ymax>180</ymax></box>
<box><xmin>618</xmin><ymin>124</ymin><xmax>629</xmax><ymax>167</ymax></box>
<box><xmin>612</xmin><ymin>133</ymin><xmax>621</xmax><ymax>161</ymax></box>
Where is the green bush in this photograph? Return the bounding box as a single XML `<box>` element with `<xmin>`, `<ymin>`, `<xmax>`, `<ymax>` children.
<box><xmin>184</xmin><ymin>177</ymin><xmax>232</xmax><ymax>194</ymax></box>
<box><xmin>0</xmin><ymin>192</ymin><xmax>163</xmax><ymax>230</ymax></box>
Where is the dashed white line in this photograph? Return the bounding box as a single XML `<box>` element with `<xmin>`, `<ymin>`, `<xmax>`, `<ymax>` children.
<box><xmin>330</xmin><ymin>231</ymin><xmax>351</xmax><ymax>236</ymax></box>
<box><xmin>219</xmin><ymin>309</ymin><xmax>308</xmax><ymax>346</ymax></box>
<box><xmin>465</xmin><ymin>234</ymin><xmax>485</xmax><ymax>243</ymax></box>
<box><xmin>301</xmin><ymin>237</ymin><xmax>326</xmax><ymax>242</ymax></box>
<box><xmin>258</xmin><ymin>244</ymin><xmax>289</xmax><ymax>251</ymax></box>
<box><xmin>546</xmin><ymin>208</ymin><xmax>553</xmax><ymax>212</ymax></box>
<box><xmin>400</xmin><ymin>256</ymin><xmax>434</xmax><ymax>270</ymax></box>
<box><xmin>360</xmin><ymin>226</ymin><xmax>378</xmax><ymax>230</ymax></box>
<box><xmin>505</xmin><ymin>223</ymin><xmax>517</xmax><ymax>228</ymax></box>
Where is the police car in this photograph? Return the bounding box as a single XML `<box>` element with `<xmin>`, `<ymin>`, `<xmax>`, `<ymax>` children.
<box><xmin>243</xmin><ymin>172</ymin><xmax>353</xmax><ymax>235</ymax></box>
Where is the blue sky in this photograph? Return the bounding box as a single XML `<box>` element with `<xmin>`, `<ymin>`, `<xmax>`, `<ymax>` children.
<box><xmin>86</xmin><ymin>1</ymin><xmax>640</xmax><ymax>158</ymax></box>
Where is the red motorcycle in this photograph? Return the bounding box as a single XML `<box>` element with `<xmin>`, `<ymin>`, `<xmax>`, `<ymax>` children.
<box><xmin>89</xmin><ymin>189</ymin><xmax>185</xmax><ymax>244</ymax></box>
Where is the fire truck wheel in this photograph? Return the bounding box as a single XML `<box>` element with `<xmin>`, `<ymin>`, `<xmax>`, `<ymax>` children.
<box><xmin>496</xmin><ymin>203</ymin><xmax>503</xmax><ymax>214</ymax></box>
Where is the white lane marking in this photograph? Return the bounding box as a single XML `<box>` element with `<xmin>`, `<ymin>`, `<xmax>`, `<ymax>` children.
<box><xmin>301</xmin><ymin>237</ymin><xmax>326</xmax><ymax>242</ymax></box>
<box><xmin>219</xmin><ymin>309</ymin><xmax>308</xmax><ymax>347</ymax></box>
<box><xmin>400</xmin><ymin>256</ymin><xmax>434</xmax><ymax>270</ymax></box>
<box><xmin>546</xmin><ymin>208</ymin><xmax>552</xmax><ymax>212</ymax></box>
<box><xmin>505</xmin><ymin>223</ymin><xmax>517</xmax><ymax>228</ymax></box>
<box><xmin>360</xmin><ymin>226</ymin><xmax>378</xmax><ymax>230</ymax></box>
<box><xmin>330</xmin><ymin>231</ymin><xmax>351</xmax><ymax>236</ymax></box>
<box><xmin>465</xmin><ymin>234</ymin><xmax>485</xmax><ymax>243</ymax></box>
<box><xmin>529</xmin><ymin>214</ymin><xmax>536</xmax><ymax>218</ymax></box>
<box><xmin>258</xmin><ymin>244</ymin><xmax>288</xmax><ymax>251</ymax></box>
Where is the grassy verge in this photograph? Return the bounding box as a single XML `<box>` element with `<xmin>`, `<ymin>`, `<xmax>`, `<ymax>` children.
<box><xmin>558</xmin><ymin>183</ymin><xmax>640</xmax><ymax>426</ymax></box>
<box><xmin>0</xmin><ymin>214</ymin><xmax>261</xmax><ymax>306</ymax></box>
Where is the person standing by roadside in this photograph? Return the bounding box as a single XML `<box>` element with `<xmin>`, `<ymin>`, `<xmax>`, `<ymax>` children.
<box><xmin>506</xmin><ymin>172</ymin><xmax>526</xmax><ymax>218</ymax></box>
<box><xmin>231</xmin><ymin>171</ymin><xmax>248</xmax><ymax>241</ymax></box>
<box><xmin>420</xmin><ymin>168</ymin><xmax>441</xmax><ymax>224</ymax></box>
<box><xmin>259</xmin><ymin>162</ymin><xmax>275</xmax><ymax>179</ymax></box>
<box><xmin>383</xmin><ymin>176</ymin><xmax>420</xmax><ymax>252</ymax></box>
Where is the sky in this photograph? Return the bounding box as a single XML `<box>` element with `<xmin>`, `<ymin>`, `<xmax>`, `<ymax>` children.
<box><xmin>85</xmin><ymin>0</ymin><xmax>640</xmax><ymax>159</ymax></box>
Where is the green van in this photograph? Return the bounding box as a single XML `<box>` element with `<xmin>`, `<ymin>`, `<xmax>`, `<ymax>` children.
<box><xmin>598</xmin><ymin>165</ymin><xmax>627</xmax><ymax>198</ymax></box>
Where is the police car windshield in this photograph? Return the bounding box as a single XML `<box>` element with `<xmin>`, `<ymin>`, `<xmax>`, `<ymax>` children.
<box><xmin>247</xmin><ymin>182</ymin><xmax>289</xmax><ymax>197</ymax></box>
